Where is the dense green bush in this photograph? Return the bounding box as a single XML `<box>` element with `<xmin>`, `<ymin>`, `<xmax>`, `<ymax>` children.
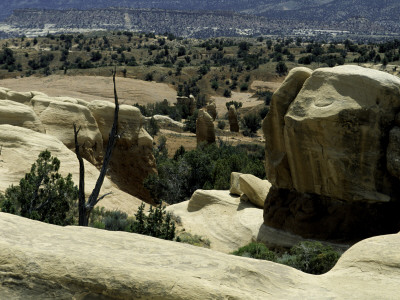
<box><xmin>225</xmin><ymin>101</ymin><xmax>242</xmax><ymax>110</ymax></box>
<box><xmin>0</xmin><ymin>150</ymin><xmax>78</xmax><ymax>226</ymax></box>
<box><xmin>145</xmin><ymin>141</ymin><xmax>265</xmax><ymax>204</ymax></box>
<box><xmin>279</xmin><ymin>241</ymin><xmax>341</xmax><ymax>274</ymax></box>
<box><xmin>232</xmin><ymin>242</ymin><xmax>277</xmax><ymax>261</ymax></box>
<box><xmin>242</xmin><ymin>113</ymin><xmax>262</xmax><ymax>136</ymax></box>
<box><xmin>217</xmin><ymin>120</ymin><xmax>226</xmax><ymax>130</ymax></box>
<box><xmin>90</xmin><ymin>203</ymin><xmax>176</xmax><ymax>240</ymax></box>
<box><xmin>232</xmin><ymin>241</ymin><xmax>342</xmax><ymax>275</ymax></box>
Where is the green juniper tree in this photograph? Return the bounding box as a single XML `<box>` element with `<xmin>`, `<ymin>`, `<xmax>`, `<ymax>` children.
<box><xmin>0</xmin><ymin>150</ymin><xmax>78</xmax><ymax>225</ymax></box>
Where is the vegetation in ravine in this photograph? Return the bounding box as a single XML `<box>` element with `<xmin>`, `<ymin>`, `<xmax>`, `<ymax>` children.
<box><xmin>232</xmin><ymin>241</ymin><xmax>342</xmax><ymax>275</ymax></box>
<box><xmin>145</xmin><ymin>140</ymin><xmax>265</xmax><ymax>204</ymax></box>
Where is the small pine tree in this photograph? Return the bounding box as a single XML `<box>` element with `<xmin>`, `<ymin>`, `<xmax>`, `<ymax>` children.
<box><xmin>0</xmin><ymin>150</ymin><xmax>78</xmax><ymax>225</ymax></box>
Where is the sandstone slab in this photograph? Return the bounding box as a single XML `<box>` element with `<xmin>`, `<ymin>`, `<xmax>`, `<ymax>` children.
<box><xmin>0</xmin><ymin>100</ymin><xmax>45</xmax><ymax>133</ymax></box>
<box><xmin>239</xmin><ymin>174</ymin><xmax>271</xmax><ymax>208</ymax></box>
<box><xmin>0</xmin><ymin>212</ymin><xmax>399</xmax><ymax>299</ymax></box>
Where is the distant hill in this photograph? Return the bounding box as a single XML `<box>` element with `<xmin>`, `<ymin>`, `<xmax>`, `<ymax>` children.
<box><xmin>1</xmin><ymin>1</ymin><xmax>400</xmax><ymax>38</ymax></box>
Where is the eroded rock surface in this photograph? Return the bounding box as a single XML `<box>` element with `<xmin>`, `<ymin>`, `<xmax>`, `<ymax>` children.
<box><xmin>263</xmin><ymin>65</ymin><xmax>400</xmax><ymax>239</ymax></box>
<box><xmin>88</xmin><ymin>100</ymin><xmax>156</xmax><ymax>201</ymax></box>
<box><xmin>0</xmin><ymin>100</ymin><xmax>45</xmax><ymax>133</ymax></box>
<box><xmin>228</xmin><ymin>105</ymin><xmax>239</xmax><ymax>132</ymax></box>
<box><xmin>196</xmin><ymin>109</ymin><xmax>215</xmax><ymax>145</ymax></box>
<box><xmin>1</xmin><ymin>212</ymin><xmax>400</xmax><ymax>299</ymax></box>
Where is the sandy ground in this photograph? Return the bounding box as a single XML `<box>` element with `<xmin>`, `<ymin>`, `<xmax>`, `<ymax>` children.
<box><xmin>0</xmin><ymin>75</ymin><xmax>177</xmax><ymax>106</ymax></box>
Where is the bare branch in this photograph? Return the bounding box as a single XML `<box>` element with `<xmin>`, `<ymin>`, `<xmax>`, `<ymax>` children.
<box><xmin>74</xmin><ymin>123</ymin><xmax>86</xmax><ymax>226</ymax></box>
<box><xmin>88</xmin><ymin>192</ymin><xmax>112</xmax><ymax>208</ymax></box>
<box><xmin>86</xmin><ymin>68</ymin><xmax>119</xmax><ymax>216</ymax></box>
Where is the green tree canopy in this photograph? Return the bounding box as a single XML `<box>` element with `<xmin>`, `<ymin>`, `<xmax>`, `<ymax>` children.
<box><xmin>0</xmin><ymin>150</ymin><xmax>78</xmax><ymax>225</ymax></box>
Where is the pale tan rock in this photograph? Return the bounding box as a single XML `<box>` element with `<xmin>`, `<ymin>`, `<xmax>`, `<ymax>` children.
<box><xmin>88</xmin><ymin>100</ymin><xmax>143</xmax><ymax>146</ymax></box>
<box><xmin>38</xmin><ymin>101</ymin><xmax>103</xmax><ymax>162</ymax></box>
<box><xmin>5</xmin><ymin>90</ymin><xmax>33</xmax><ymax>104</ymax></box>
<box><xmin>0</xmin><ymin>125</ymin><xmax>142</xmax><ymax>216</ymax></box>
<box><xmin>206</xmin><ymin>101</ymin><xmax>217</xmax><ymax>120</ymax></box>
<box><xmin>88</xmin><ymin>100</ymin><xmax>156</xmax><ymax>200</ymax></box>
<box><xmin>228</xmin><ymin>105</ymin><xmax>239</xmax><ymax>132</ymax></box>
<box><xmin>0</xmin><ymin>100</ymin><xmax>45</xmax><ymax>133</ymax></box>
<box><xmin>1</xmin><ymin>206</ymin><xmax>400</xmax><ymax>299</ymax></box>
<box><xmin>30</xmin><ymin>94</ymin><xmax>56</xmax><ymax>115</ymax></box>
<box><xmin>281</xmin><ymin>65</ymin><xmax>400</xmax><ymax>202</ymax></box>
<box><xmin>144</xmin><ymin>115</ymin><xmax>184</xmax><ymax>132</ymax></box>
<box><xmin>0</xmin><ymin>87</ymin><xmax>9</xmax><ymax>99</ymax></box>
<box><xmin>239</xmin><ymin>174</ymin><xmax>272</xmax><ymax>208</ymax></box>
<box><xmin>229</xmin><ymin>172</ymin><xmax>243</xmax><ymax>195</ymax></box>
<box><xmin>196</xmin><ymin>109</ymin><xmax>215</xmax><ymax>145</ymax></box>
<box><xmin>263</xmin><ymin>67</ymin><xmax>312</xmax><ymax>190</ymax></box>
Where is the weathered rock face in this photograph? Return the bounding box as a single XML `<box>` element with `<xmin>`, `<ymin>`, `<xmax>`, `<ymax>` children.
<box><xmin>88</xmin><ymin>100</ymin><xmax>156</xmax><ymax>201</ymax></box>
<box><xmin>1</xmin><ymin>212</ymin><xmax>400</xmax><ymax>299</ymax></box>
<box><xmin>206</xmin><ymin>101</ymin><xmax>217</xmax><ymax>120</ymax></box>
<box><xmin>228</xmin><ymin>105</ymin><xmax>239</xmax><ymax>132</ymax></box>
<box><xmin>0</xmin><ymin>100</ymin><xmax>45</xmax><ymax>133</ymax></box>
<box><xmin>263</xmin><ymin>65</ymin><xmax>400</xmax><ymax>239</ymax></box>
<box><xmin>196</xmin><ymin>109</ymin><xmax>215</xmax><ymax>145</ymax></box>
<box><xmin>144</xmin><ymin>114</ymin><xmax>184</xmax><ymax>132</ymax></box>
<box><xmin>0</xmin><ymin>88</ymin><xmax>33</xmax><ymax>104</ymax></box>
<box><xmin>263</xmin><ymin>67</ymin><xmax>312</xmax><ymax>189</ymax></box>
<box><xmin>239</xmin><ymin>174</ymin><xmax>272</xmax><ymax>208</ymax></box>
<box><xmin>38</xmin><ymin>100</ymin><xmax>103</xmax><ymax>163</ymax></box>
<box><xmin>1</xmin><ymin>87</ymin><xmax>157</xmax><ymax>203</ymax></box>
<box><xmin>0</xmin><ymin>125</ymin><xmax>143</xmax><ymax>215</ymax></box>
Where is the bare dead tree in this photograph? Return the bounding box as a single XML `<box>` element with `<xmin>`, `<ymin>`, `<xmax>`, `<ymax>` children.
<box><xmin>74</xmin><ymin>70</ymin><xmax>120</xmax><ymax>226</ymax></box>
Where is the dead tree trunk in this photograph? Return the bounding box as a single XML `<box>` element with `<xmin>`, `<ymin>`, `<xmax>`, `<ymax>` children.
<box><xmin>74</xmin><ymin>70</ymin><xmax>120</xmax><ymax>226</ymax></box>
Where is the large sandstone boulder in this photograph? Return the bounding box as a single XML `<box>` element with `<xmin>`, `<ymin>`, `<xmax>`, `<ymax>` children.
<box><xmin>263</xmin><ymin>65</ymin><xmax>400</xmax><ymax>239</ymax></box>
<box><xmin>0</xmin><ymin>100</ymin><xmax>45</xmax><ymax>133</ymax></box>
<box><xmin>0</xmin><ymin>125</ymin><xmax>142</xmax><ymax>215</ymax></box>
<box><xmin>38</xmin><ymin>101</ymin><xmax>103</xmax><ymax>162</ymax></box>
<box><xmin>1</xmin><ymin>212</ymin><xmax>399</xmax><ymax>299</ymax></box>
<box><xmin>144</xmin><ymin>114</ymin><xmax>184</xmax><ymax>132</ymax></box>
<box><xmin>228</xmin><ymin>105</ymin><xmax>239</xmax><ymax>132</ymax></box>
<box><xmin>206</xmin><ymin>101</ymin><xmax>217</xmax><ymax>120</ymax></box>
<box><xmin>196</xmin><ymin>109</ymin><xmax>215</xmax><ymax>145</ymax></box>
<box><xmin>88</xmin><ymin>100</ymin><xmax>156</xmax><ymax>201</ymax></box>
<box><xmin>229</xmin><ymin>172</ymin><xmax>243</xmax><ymax>195</ymax></box>
<box><xmin>263</xmin><ymin>67</ymin><xmax>312</xmax><ymax>189</ymax></box>
<box><xmin>239</xmin><ymin>174</ymin><xmax>272</xmax><ymax>208</ymax></box>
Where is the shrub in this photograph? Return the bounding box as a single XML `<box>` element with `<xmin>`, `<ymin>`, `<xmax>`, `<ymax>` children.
<box><xmin>276</xmin><ymin>61</ymin><xmax>288</xmax><ymax>76</ymax></box>
<box><xmin>131</xmin><ymin>203</ymin><xmax>176</xmax><ymax>240</ymax></box>
<box><xmin>0</xmin><ymin>150</ymin><xmax>78</xmax><ymax>225</ymax></box>
<box><xmin>223</xmin><ymin>89</ymin><xmax>232</xmax><ymax>98</ymax></box>
<box><xmin>242</xmin><ymin>113</ymin><xmax>262</xmax><ymax>136</ymax></box>
<box><xmin>145</xmin><ymin>73</ymin><xmax>154</xmax><ymax>81</ymax></box>
<box><xmin>278</xmin><ymin>241</ymin><xmax>341</xmax><ymax>275</ymax></box>
<box><xmin>176</xmin><ymin>232</ymin><xmax>211</xmax><ymax>248</ymax></box>
<box><xmin>146</xmin><ymin>116</ymin><xmax>159</xmax><ymax>137</ymax></box>
<box><xmin>217</xmin><ymin>120</ymin><xmax>226</xmax><ymax>130</ymax></box>
<box><xmin>183</xmin><ymin>109</ymin><xmax>198</xmax><ymax>133</ymax></box>
<box><xmin>240</xmin><ymin>82</ymin><xmax>248</xmax><ymax>91</ymax></box>
<box><xmin>232</xmin><ymin>241</ymin><xmax>342</xmax><ymax>275</ymax></box>
<box><xmin>232</xmin><ymin>242</ymin><xmax>277</xmax><ymax>261</ymax></box>
<box><xmin>225</xmin><ymin>101</ymin><xmax>242</xmax><ymax>110</ymax></box>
